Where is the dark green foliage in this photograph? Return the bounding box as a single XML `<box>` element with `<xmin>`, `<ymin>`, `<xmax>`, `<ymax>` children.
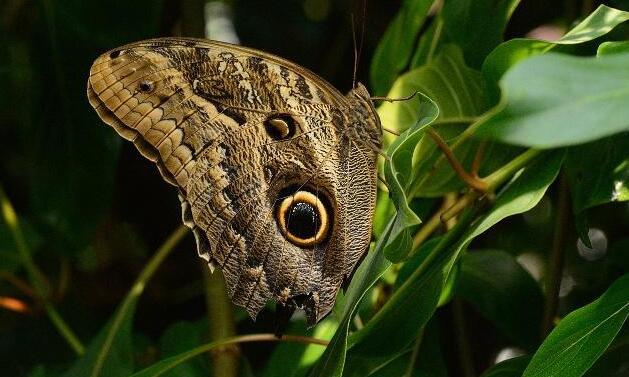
<box><xmin>2</xmin><ymin>1</ymin><xmax>629</xmax><ymax>377</ymax></box>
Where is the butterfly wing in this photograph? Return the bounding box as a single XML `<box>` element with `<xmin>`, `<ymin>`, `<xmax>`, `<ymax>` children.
<box><xmin>87</xmin><ymin>38</ymin><xmax>379</xmax><ymax>325</ymax></box>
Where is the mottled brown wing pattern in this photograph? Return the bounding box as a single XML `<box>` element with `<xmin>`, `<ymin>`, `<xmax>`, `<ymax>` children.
<box><xmin>87</xmin><ymin>38</ymin><xmax>381</xmax><ymax>325</ymax></box>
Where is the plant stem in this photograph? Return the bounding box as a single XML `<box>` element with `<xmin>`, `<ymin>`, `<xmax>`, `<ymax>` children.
<box><xmin>90</xmin><ymin>224</ymin><xmax>189</xmax><ymax>377</ymax></box>
<box><xmin>427</xmin><ymin>129</ymin><xmax>489</xmax><ymax>191</ymax></box>
<box><xmin>484</xmin><ymin>148</ymin><xmax>542</xmax><ymax>189</ymax></box>
<box><xmin>541</xmin><ymin>173</ymin><xmax>570</xmax><ymax>338</ymax></box>
<box><xmin>0</xmin><ymin>184</ymin><xmax>85</xmax><ymax>355</ymax></box>
<box><xmin>426</xmin><ymin>18</ymin><xmax>443</xmax><ymax>63</ymax></box>
<box><xmin>453</xmin><ymin>298</ymin><xmax>475</xmax><ymax>377</ymax></box>
<box><xmin>404</xmin><ymin>326</ymin><xmax>425</xmax><ymax>377</ymax></box>
<box><xmin>204</xmin><ymin>267</ymin><xmax>239</xmax><ymax>377</ymax></box>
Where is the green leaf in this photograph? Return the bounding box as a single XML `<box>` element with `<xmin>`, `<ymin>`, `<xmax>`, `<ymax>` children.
<box><xmin>456</xmin><ymin>151</ymin><xmax>563</xmax><ymax>247</ymax></box>
<box><xmin>409</xmin><ymin>17</ymin><xmax>446</xmax><ymax>68</ymax></box>
<box><xmin>369</xmin><ymin>0</ymin><xmax>435</xmax><ymax>95</ymax></box>
<box><xmin>345</xmin><ymin>317</ymin><xmax>447</xmax><ymax>377</ymax></box>
<box><xmin>308</xmin><ymin>221</ymin><xmax>394</xmax><ymax>377</ymax></box>
<box><xmin>584</xmin><ymin>325</ymin><xmax>629</xmax><ymax>377</ymax></box>
<box><xmin>523</xmin><ymin>274</ymin><xmax>629</xmax><ymax>377</ymax></box>
<box><xmin>379</xmin><ymin>45</ymin><xmax>495</xmax><ymax>199</ymax></box>
<box><xmin>379</xmin><ymin>45</ymin><xmax>492</xmax><ymax>260</ymax></box>
<box><xmin>459</xmin><ymin>249</ymin><xmax>544</xmax><ymax>350</ymax></box>
<box><xmin>382</xmin><ymin>95</ymin><xmax>438</xmax><ymax>262</ymax></box>
<box><xmin>480</xmin><ymin>356</ymin><xmax>530</xmax><ymax>377</ymax></box>
<box><xmin>565</xmin><ymin>134</ymin><xmax>629</xmax><ymax>246</ymax></box>
<box><xmin>483</xmin><ymin>5</ymin><xmax>629</xmax><ymax>86</ymax></box>
<box><xmin>598</xmin><ymin>41</ymin><xmax>629</xmax><ymax>56</ymax></box>
<box><xmin>346</xmin><ymin>151</ymin><xmax>563</xmax><ymax>364</ymax></box>
<box><xmin>475</xmin><ymin>53</ymin><xmax>629</xmax><ymax>147</ymax></box>
<box><xmin>566</xmin><ymin>134</ymin><xmax>629</xmax><ymax>213</ymax></box>
<box><xmin>442</xmin><ymin>0</ymin><xmax>521</xmax><ymax>68</ymax></box>
<box><xmin>378</xmin><ymin>45</ymin><xmax>486</xmax><ymax>133</ymax></box>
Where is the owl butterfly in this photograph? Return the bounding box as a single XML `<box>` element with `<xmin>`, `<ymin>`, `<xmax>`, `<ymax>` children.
<box><xmin>87</xmin><ymin>38</ymin><xmax>381</xmax><ymax>327</ymax></box>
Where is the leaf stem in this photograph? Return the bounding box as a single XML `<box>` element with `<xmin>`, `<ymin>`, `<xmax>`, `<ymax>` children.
<box><xmin>484</xmin><ymin>148</ymin><xmax>543</xmax><ymax>189</ymax></box>
<box><xmin>427</xmin><ymin>129</ymin><xmax>489</xmax><ymax>192</ymax></box>
<box><xmin>541</xmin><ymin>173</ymin><xmax>570</xmax><ymax>338</ymax></box>
<box><xmin>0</xmin><ymin>184</ymin><xmax>85</xmax><ymax>355</ymax></box>
<box><xmin>90</xmin><ymin>224</ymin><xmax>189</xmax><ymax>377</ymax></box>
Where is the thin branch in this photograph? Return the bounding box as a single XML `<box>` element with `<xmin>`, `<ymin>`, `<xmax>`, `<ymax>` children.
<box><xmin>541</xmin><ymin>173</ymin><xmax>570</xmax><ymax>338</ymax></box>
<box><xmin>471</xmin><ymin>142</ymin><xmax>487</xmax><ymax>178</ymax></box>
<box><xmin>427</xmin><ymin>129</ymin><xmax>489</xmax><ymax>192</ymax></box>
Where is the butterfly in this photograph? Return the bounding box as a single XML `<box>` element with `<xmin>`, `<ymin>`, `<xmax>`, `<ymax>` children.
<box><xmin>87</xmin><ymin>38</ymin><xmax>382</xmax><ymax>327</ymax></box>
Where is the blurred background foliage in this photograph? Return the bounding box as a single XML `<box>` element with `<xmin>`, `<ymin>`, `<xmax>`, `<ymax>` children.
<box><xmin>0</xmin><ymin>0</ymin><xmax>628</xmax><ymax>376</ymax></box>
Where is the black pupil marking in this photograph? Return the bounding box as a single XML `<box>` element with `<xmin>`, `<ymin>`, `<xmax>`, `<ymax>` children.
<box><xmin>285</xmin><ymin>202</ymin><xmax>320</xmax><ymax>240</ymax></box>
<box><xmin>264</xmin><ymin>114</ymin><xmax>297</xmax><ymax>140</ymax></box>
<box><xmin>109</xmin><ymin>50</ymin><xmax>121</xmax><ymax>59</ymax></box>
<box><xmin>139</xmin><ymin>81</ymin><xmax>153</xmax><ymax>92</ymax></box>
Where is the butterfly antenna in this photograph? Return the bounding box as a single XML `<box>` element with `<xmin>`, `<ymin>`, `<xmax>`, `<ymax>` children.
<box><xmin>371</xmin><ymin>91</ymin><xmax>421</xmax><ymax>103</ymax></box>
<box><xmin>357</xmin><ymin>0</ymin><xmax>367</xmax><ymax>75</ymax></box>
<box><xmin>351</xmin><ymin>13</ymin><xmax>359</xmax><ymax>89</ymax></box>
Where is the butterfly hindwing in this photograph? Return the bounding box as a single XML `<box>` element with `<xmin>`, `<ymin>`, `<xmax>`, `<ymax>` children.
<box><xmin>87</xmin><ymin>38</ymin><xmax>380</xmax><ymax>325</ymax></box>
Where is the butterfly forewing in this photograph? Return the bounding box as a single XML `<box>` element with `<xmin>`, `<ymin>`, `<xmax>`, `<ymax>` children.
<box><xmin>87</xmin><ymin>38</ymin><xmax>379</xmax><ymax>325</ymax></box>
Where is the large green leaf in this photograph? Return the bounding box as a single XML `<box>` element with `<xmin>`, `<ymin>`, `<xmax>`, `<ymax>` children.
<box><xmin>369</xmin><ymin>0</ymin><xmax>435</xmax><ymax>95</ymax></box>
<box><xmin>442</xmin><ymin>0</ymin><xmax>521</xmax><ymax>68</ymax></box>
<box><xmin>345</xmin><ymin>317</ymin><xmax>447</xmax><ymax>377</ymax></box>
<box><xmin>475</xmin><ymin>52</ymin><xmax>629</xmax><ymax>147</ymax></box>
<box><xmin>379</xmin><ymin>45</ymin><xmax>504</xmax><ymax>199</ymax></box>
<box><xmin>584</xmin><ymin>325</ymin><xmax>629</xmax><ymax>377</ymax></box>
<box><xmin>566</xmin><ymin>133</ymin><xmax>629</xmax><ymax>212</ymax></box>
<box><xmin>308</xmin><ymin>222</ymin><xmax>394</xmax><ymax>377</ymax></box>
<box><xmin>565</xmin><ymin>134</ymin><xmax>629</xmax><ymax>246</ymax></box>
<box><xmin>480</xmin><ymin>356</ymin><xmax>530</xmax><ymax>377</ymax></box>
<box><xmin>378</xmin><ymin>45</ymin><xmax>486</xmax><ymax>134</ymax></box>
<box><xmin>382</xmin><ymin>95</ymin><xmax>438</xmax><ymax>262</ymax></box>
<box><xmin>345</xmin><ymin>151</ymin><xmax>563</xmax><ymax>364</ymax></box>
<box><xmin>483</xmin><ymin>5</ymin><xmax>629</xmax><ymax>86</ymax></box>
<box><xmin>378</xmin><ymin>45</ymin><xmax>491</xmax><ymax>261</ymax></box>
<box><xmin>458</xmin><ymin>249</ymin><xmax>544</xmax><ymax>350</ymax></box>
<box><xmin>523</xmin><ymin>274</ymin><xmax>629</xmax><ymax>377</ymax></box>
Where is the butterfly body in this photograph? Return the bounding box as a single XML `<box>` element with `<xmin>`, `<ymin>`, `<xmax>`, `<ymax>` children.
<box><xmin>87</xmin><ymin>38</ymin><xmax>381</xmax><ymax>325</ymax></box>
